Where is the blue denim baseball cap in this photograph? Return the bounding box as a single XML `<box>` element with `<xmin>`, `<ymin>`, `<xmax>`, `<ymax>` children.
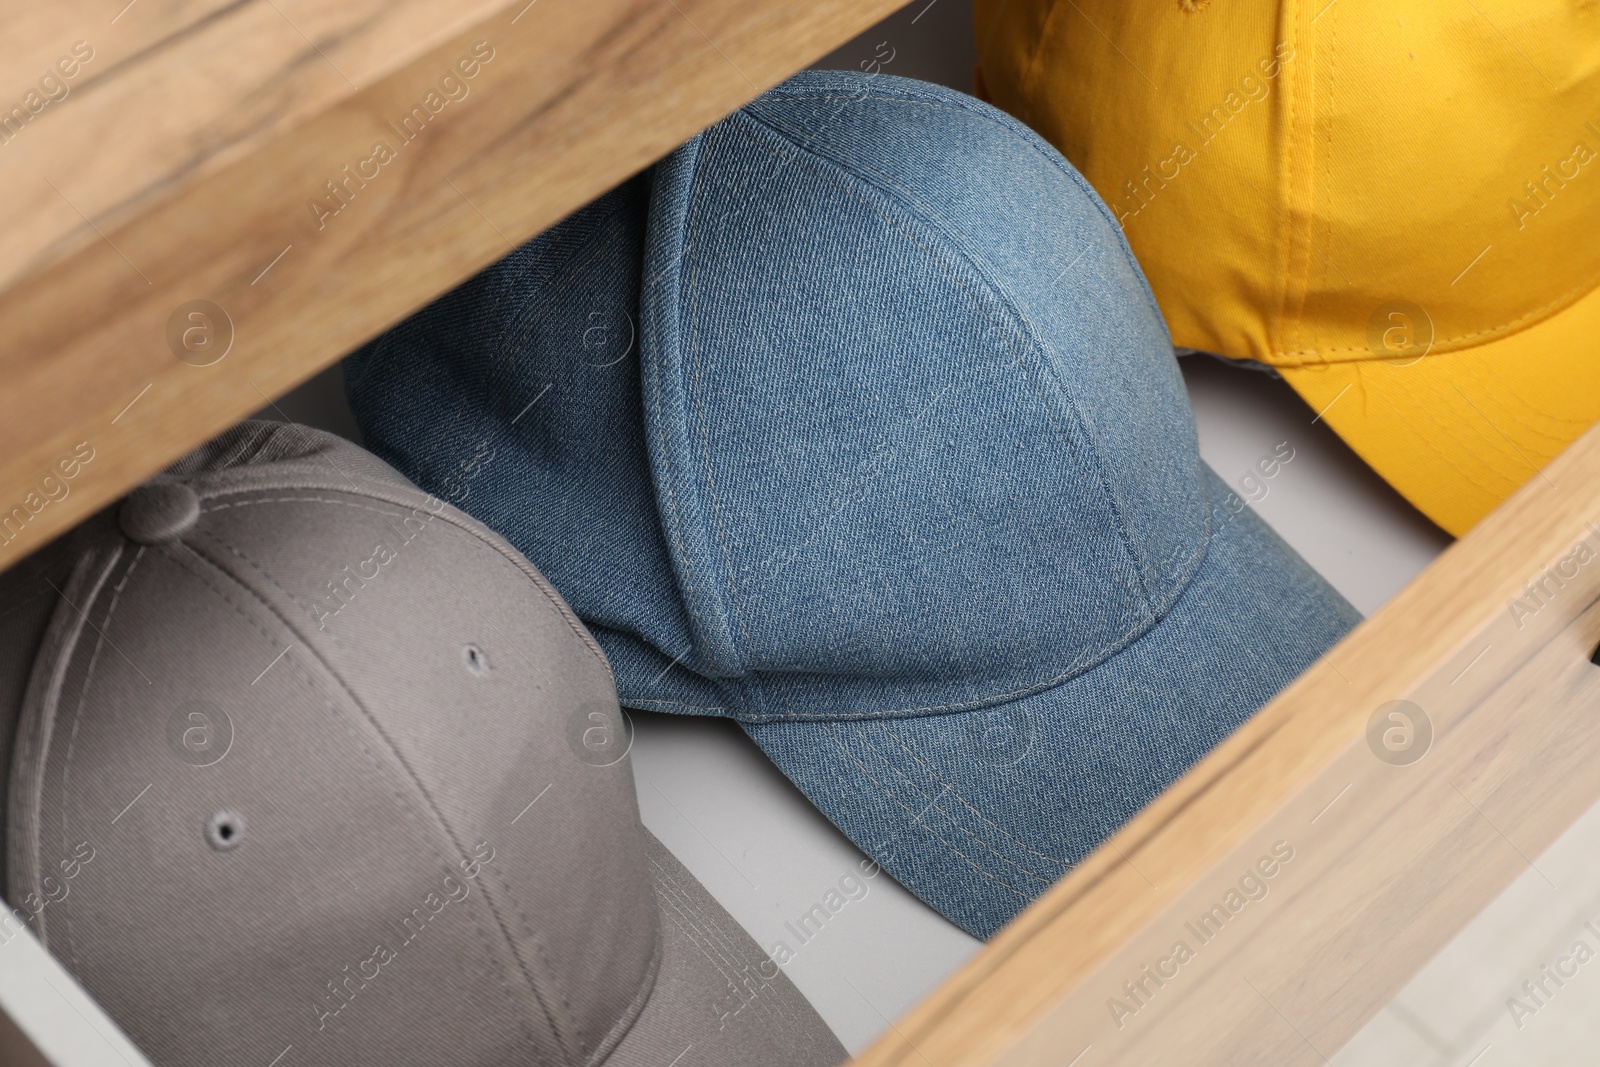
<box><xmin>345</xmin><ymin>71</ymin><xmax>1360</xmax><ymax>939</ymax></box>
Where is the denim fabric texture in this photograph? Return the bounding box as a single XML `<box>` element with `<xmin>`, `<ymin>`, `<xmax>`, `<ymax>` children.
<box><xmin>345</xmin><ymin>70</ymin><xmax>1361</xmax><ymax>940</ymax></box>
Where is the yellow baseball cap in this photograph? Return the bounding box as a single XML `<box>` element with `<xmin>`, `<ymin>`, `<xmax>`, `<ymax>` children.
<box><xmin>975</xmin><ymin>0</ymin><xmax>1600</xmax><ymax>535</ymax></box>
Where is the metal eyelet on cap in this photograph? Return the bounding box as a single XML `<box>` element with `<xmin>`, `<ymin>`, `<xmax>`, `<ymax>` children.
<box><xmin>205</xmin><ymin>810</ymin><xmax>245</xmax><ymax>852</ymax></box>
<box><xmin>461</xmin><ymin>644</ymin><xmax>491</xmax><ymax>677</ymax></box>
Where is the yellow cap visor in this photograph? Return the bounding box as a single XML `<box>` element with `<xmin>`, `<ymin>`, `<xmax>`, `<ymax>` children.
<box><xmin>1283</xmin><ymin>280</ymin><xmax>1600</xmax><ymax>537</ymax></box>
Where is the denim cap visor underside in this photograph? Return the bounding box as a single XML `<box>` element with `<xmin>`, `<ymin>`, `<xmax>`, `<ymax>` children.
<box><xmin>345</xmin><ymin>71</ymin><xmax>1359</xmax><ymax>940</ymax></box>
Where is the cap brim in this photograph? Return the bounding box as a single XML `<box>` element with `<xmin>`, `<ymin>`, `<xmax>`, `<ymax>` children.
<box><xmin>1278</xmin><ymin>281</ymin><xmax>1600</xmax><ymax>538</ymax></box>
<box><xmin>609</xmin><ymin>828</ymin><xmax>845</xmax><ymax>1067</ymax></box>
<box><xmin>742</xmin><ymin>465</ymin><xmax>1359</xmax><ymax>939</ymax></box>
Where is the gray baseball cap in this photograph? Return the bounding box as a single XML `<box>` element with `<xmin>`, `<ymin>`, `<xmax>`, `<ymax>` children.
<box><xmin>0</xmin><ymin>421</ymin><xmax>844</xmax><ymax>1067</ymax></box>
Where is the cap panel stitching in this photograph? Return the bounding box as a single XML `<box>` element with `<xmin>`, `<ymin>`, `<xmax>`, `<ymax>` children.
<box><xmin>744</xmin><ymin>78</ymin><xmax>1600</xmax><ymax>370</ymax></box>
<box><xmin>190</xmin><ymin>493</ymin><xmax>668</xmax><ymax>1059</ymax></box>
<box><xmin>169</xmin><ymin>541</ymin><xmax>557</xmax><ymax>1056</ymax></box>
<box><xmin>512</xmin><ymin>896</ymin><xmax>580</xmax><ymax>1061</ymax></box>
<box><xmin>5</xmin><ymin>545</ymin><xmax>112</xmax><ymax>909</ymax></box>
<box><xmin>735</xmin><ymin>101</ymin><xmax>1160</xmax><ymax>595</ymax></box>
<box><xmin>751</xmin><ymin>81</ymin><xmax>1172</xmax><ymax>331</ymax></box>
<box><xmin>644</xmin><ymin>136</ymin><xmax>742</xmax><ymax>685</ymax></box>
<box><xmin>583</xmin><ymin>915</ymin><xmax>664</xmax><ymax>1066</ymax></box>
<box><xmin>210</xmin><ymin>479</ymin><xmax>672</xmax><ymax>1058</ymax></box>
<box><xmin>193</xmin><ymin>503</ymin><xmax>564</xmax><ymax>701</ymax></box>
<box><xmin>874</xmin><ymin>720</ymin><xmax>1072</xmax><ymax>867</ymax></box>
<box><xmin>680</xmin><ymin>123</ymin><xmax>764</xmax><ymax>672</ymax></box>
<box><xmin>739</xmin><ymin>98</ymin><xmax>1185</xmax><ymax>608</ymax></box>
<box><xmin>37</xmin><ymin>543</ymin><xmax>134</xmax><ymax>962</ymax></box>
<box><xmin>621</xmin><ymin>696</ymin><xmax>730</xmax><ymax>714</ymax></box>
<box><xmin>5</xmin><ymin>540</ymin><xmax>123</xmax><ymax>948</ymax></box>
<box><xmin>1280</xmin><ymin>0</ymin><xmax>1311</xmax><ymax>360</ymax></box>
<box><xmin>197</xmin><ymin>493</ymin><xmax>612</xmax><ymax>684</ymax></box>
<box><xmin>846</xmin><ymin>725</ymin><xmax>1065</xmax><ymax>884</ymax></box>
<box><xmin>817</xmin><ymin>723</ymin><xmax>1034</xmax><ymax>905</ymax></box>
<box><xmin>1272</xmin><ymin>12</ymin><xmax>1600</xmax><ymax>365</ymax></box>
<box><xmin>1321</xmin><ymin>1</ymin><xmax>1339</xmax><ymax>329</ymax></box>
<box><xmin>662</xmin><ymin>105</ymin><xmax>1213</xmax><ymax>720</ymax></box>
<box><xmin>170</xmin><ymin>539</ymin><xmax>567</xmax><ymax>1061</ymax></box>
<box><xmin>650</xmin><ymin>80</ymin><xmax>1198</xmax><ymax>720</ymax></box>
<box><xmin>1269</xmin><ymin>274</ymin><xmax>1600</xmax><ymax>360</ymax></box>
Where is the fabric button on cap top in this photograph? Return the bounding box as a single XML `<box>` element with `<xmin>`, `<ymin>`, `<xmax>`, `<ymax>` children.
<box><xmin>346</xmin><ymin>71</ymin><xmax>1362</xmax><ymax>940</ymax></box>
<box><xmin>119</xmin><ymin>482</ymin><xmax>200</xmax><ymax>543</ymax></box>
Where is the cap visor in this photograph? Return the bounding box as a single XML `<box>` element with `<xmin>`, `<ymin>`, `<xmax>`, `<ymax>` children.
<box><xmin>742</xmin><ymin>465</ymin><xmax>1359</xmax><ymax>939</ymax></box>
<box><xmin>1279</xmin><ymin>280</ymin><xmax>1600</xmax><ymax>537</ymax></box>
<box><xmin>608</xmin><ymin>829</ymin><xmax>845</xmax><ymax>1067</ymax></box>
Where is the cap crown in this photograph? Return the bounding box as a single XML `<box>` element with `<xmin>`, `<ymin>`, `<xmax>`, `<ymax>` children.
<box><xmin>633</xmin><ymin>77</ymin><xmax>1208</xmax><ymax>721</ymax></box>
<box><xmin>347</xmin><ymin>74</ymin><xmax>1210</xmax><ymax>725</ymax></box>
<box><xmin>977</xmin><ymin>0</ymin><xmax>1600</xmax><ymax>367</ymax></box>
<box><xmin>3</xmin><ymin>423</ymin><xmax>656</xmax><ymax>1066</ymax></box>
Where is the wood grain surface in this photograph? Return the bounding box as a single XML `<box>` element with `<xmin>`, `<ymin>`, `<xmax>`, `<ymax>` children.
<box><xmin>850</xmin><ymin>419</ymin><xmax>1600</xmax><ymax>1065</ymax></box>
<box><xmin>0</xmin><ymin>0</ymin><xmax>908</xmax><ymax>567</ymax></box>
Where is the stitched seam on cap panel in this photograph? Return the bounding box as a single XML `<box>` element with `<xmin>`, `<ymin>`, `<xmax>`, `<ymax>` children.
<box><xmin>196</xmin><ymin>517</ymin><xmax>581</xmax><ymax>719</ymax></box>
<box><xmin>1321</xmin><ymin>1</ymin><xmax>1339</xmax><ymax>342</ymax></box>
<box><xmin>744</xmin><ymin>92</ymin><xmax>1198</xmax><ymax>601</ymax></box>
<box><xmin>874</xmin><ymin>720</ymin><xmax>1071</xmax><ymax>867</ymax></box>
<box><xmin>1301</xmin><ymin>0</ymin><xmax>1322</xmax><ymax>359</ymax></box>
<box><xmin>752</xmin><ymin>81</ymin><xmax>1173</xmax><ymax>330</ymax></box>
<box><xmin>705</xmin><ymin>109</ymin><xmax>1215</xmax><ymax>718</ymax></box>
<box><xmin>819</xmin><ymin>723</ymin><xmax>1034</xmax><ymax>903</ymax></box>
<box><xmin>661</xmin><ymin>81</ymin><xmax>1183</xmax><ymax>710</ymax></box>
<box><xmin>1279</xmin><ymin>0</ymin><xmax>1310</xmax><ymax>359</ymax></box>
<box><xmin>681</xmin><ymin>122</ymin><xmax>763</xmax><ymax>674</ymax></box>
<box><xmin>199</xmin><ymin>492</ymin><xmax>614</xmax><ymax>689</ymax></box>
<box><xmin>196</xmin><ymin>526</ymin><xmax>331</xmax><ymax>641</ymax></box>
<box><xmin>645</xmin><ymin>135</ymin><xmax>741</xmax><ymax>686</ymax></box>
<box><xmin>1267</xmin><ymin>20</ymin><xmax>1600</xmax><ymax>364</ymax></box>
<box><xmin>849</xmin><ymin>723</ymin><xmax>1066</xmax><ymax>879</ymax></box>
<box><xmin>582</xmin><ymin>902</ymin><xmax>664</xmax><ymax>1066</ymax></box>
<box><xmin>58</xmin><ymin>546</ymin><xmax>142</xmax><ymax>973</ymax></box>
<box><xmin>169</xmin><ymin>541</ymin><xmax>556</xmax><ymax>1056</ymax></box>
<box><xmin>622</xmin><ymin>696</ymin><xmax>730</xmax><ymax>714</ymax></box>
<box><xmin>13</xmin><ymin>547</ymin><xmax>126</xmax><ymax>953</ymax></box>
<box><xmin>198</xmin><ymin>499</ymin><xmax>550</xmax><ymax>696</ymax></box>
<box><xmin>521</xmin><ymin>903</ymin><xmax>579</xmax><ymax>1063</ymax></box>
<box><xmin>1268</xmin><ymin>273</ymin><xmax>1600</xmax><ymax>361</ymax></box>
<box><xmin>738</xmin><ymin>104</ymin><xmax>1157</xmax><ymax>604</ymax></box>
<box><xmin>173</xmin><ymin>538</ymin><xmax>567</xmax><ymax>1061</ymax></box>
<box><xmin>5</xmin><ymin>542</ymin><xmax>113</xmax><ymax>942</ymax></box>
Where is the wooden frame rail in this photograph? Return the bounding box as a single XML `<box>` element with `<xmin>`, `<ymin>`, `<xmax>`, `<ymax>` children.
<box><xmin>0</xmin><ymin>0</ymin><xmax>906</xmax><ymax>569</ymax></box>
<box><xmin>852</xmin><ymin>417</ymin><xmax>1600</xmax><ymax>1063</ymax></box>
